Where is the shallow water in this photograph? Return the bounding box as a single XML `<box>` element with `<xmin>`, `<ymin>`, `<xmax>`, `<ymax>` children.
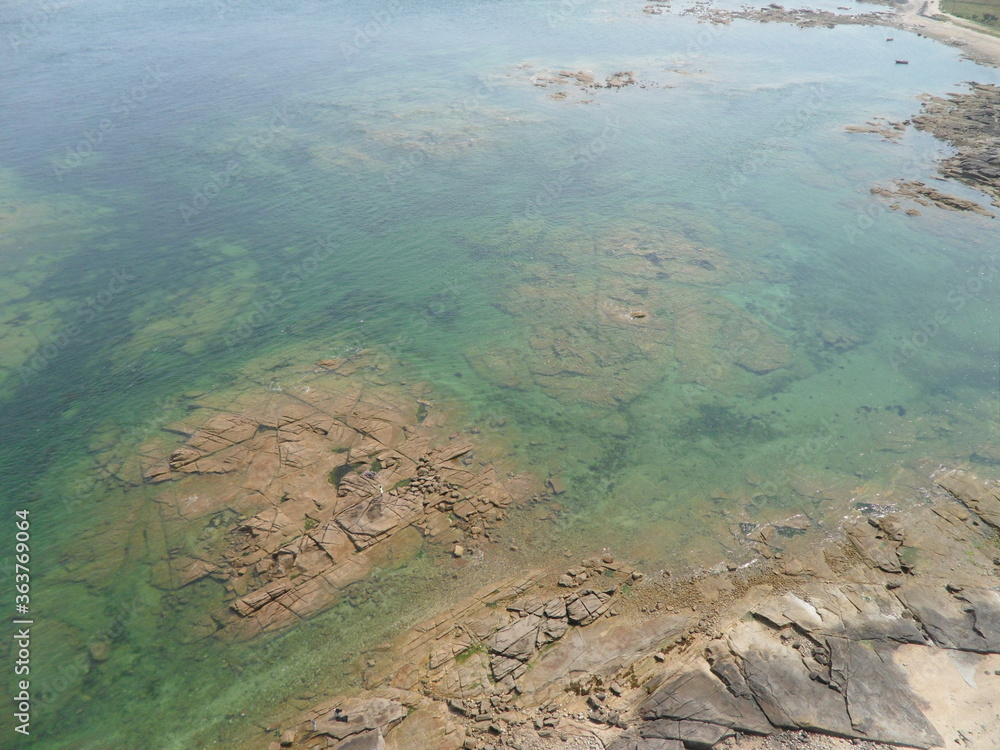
<box><xmin>1</xmin><ymin>0</ymin><xmax>999</xmax><ymax>746</ymax></box>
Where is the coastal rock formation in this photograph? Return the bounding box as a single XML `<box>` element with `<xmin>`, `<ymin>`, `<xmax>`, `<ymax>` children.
<box><xmin>515</xmin><ymin>65</ymin><xmax>662</xmax><ymax>102</ymax></box>
<box><xmin>844</xmin><ymin>117</ymin><xmax>909</xmax><ymax>141</ymax></box>
<box><xmin>679</xmin><ymin>4</ymin><xmax>893</xmax><ymax>28</ymax></box>
<box><xmin>869</xmin><ymin>180</ymin><xmax>996</xmax><ymax>218</ymax></box>
<box><xmin>266</xmin><ymin>468</ymin><xmax>1000</xmax><ymax>750</ymax></box>
<box><xmin>137</xmin><ymin>358</ymin><xmax>540</xmax><ymax>640</ymax></box>
<box><xmin>912</xmin><ymin>83</ymin><xmax>1000</xmax><ymax>208</ymax></box>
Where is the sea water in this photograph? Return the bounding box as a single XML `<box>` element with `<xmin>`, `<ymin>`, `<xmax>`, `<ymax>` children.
<box><xmin>1</xmin><ymin>0</ymin><xmax>998</xmax><ymax>746</ymax></box>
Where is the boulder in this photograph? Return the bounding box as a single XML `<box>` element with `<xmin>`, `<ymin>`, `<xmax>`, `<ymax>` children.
<box><xmin>566</xmin><ymin>590</ymin><xmax>613</xmax><ymax>625</ymax></box>
<box><xmin>844</xmin><ymin>517</ymin><xmax>901</xmax><ymax>573</ymax></box>
<box><xmin>487</xmin><ymin>615</ymin><xmax>543</xmax><ymax>661</ymax></box>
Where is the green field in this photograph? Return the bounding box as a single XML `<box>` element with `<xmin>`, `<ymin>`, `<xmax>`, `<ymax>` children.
<box><xmin>941</xmin><ymin>0</ymin><xmax>1000</xmax><ymax>28</ymax></box>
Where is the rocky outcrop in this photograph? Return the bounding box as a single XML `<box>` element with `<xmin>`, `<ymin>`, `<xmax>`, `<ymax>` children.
<box><xmin>264</xmin><ymin>468</ymin><xmax>1000</xmax><ymax>750</ymax></box>
<box><xmin>937</xmin><ymin>467</ymin><xmax>1000</xmax><ymax>530</ymax></box>
<box><xmin>518</xmin><ymin>66</ymin><xmax>650</xmax><ymax>102</ymax></box>
<box><xmin>138</xmin><ymin>364</ymin><xmax>541</xmax><ymax>641</ymax></box>
<box><xmin>912</xmin><ymin>84</ymin><xmax>1000</xmax><ymax>208</ymax></box>
<box><xmin>869</xmin><ymin>180</ymin><xmax>996</xmax><ymax>218</ymax></box>
<box><xmin>679</xmin><ymin>4</ymin><xmax>894</xmax><ymax>28</ymax></box>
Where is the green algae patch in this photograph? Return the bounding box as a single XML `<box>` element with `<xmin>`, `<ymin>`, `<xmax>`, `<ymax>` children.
<box><xmin>455</xmin><ymin>643</ymin><xmax>485</xmax><ymax>664</ymax></box>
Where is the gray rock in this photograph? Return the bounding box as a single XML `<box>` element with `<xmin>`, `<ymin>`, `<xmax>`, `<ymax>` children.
<box><xmin>961</xmin><ymin>588</ymin><xmax>1000</xmax><ymax>650</ymax></box>
<box><xmin>640</xmin><ymin>670</ymin><xmax>772</xmax><ymax>735</ymax></box>
<box><xmin>544</xmin><ymin>597</ymin><xmax>568</xmax><ymax>620</ymax></box>
<box><xmin>827</xmin><ymin>637</ymin><xmax>943</xmax><ymax>748</ymax></box>
<box><xmin>606</xmin><ymin>733</ymin><xmax>684</xmax><ymax>750</ymax></box>
<box><xmin>709</xmin><ymin>656</ymin><xmax>755</xmax><ymax>701</ymax></box>
<box><xmin>490</xmin><ymin>655</ymin><xmax>524</xmax><ymax>680</ymax></box>
<box><xmin>726</xmin><ymin>622</ymin><xmax>854</xmax><ymax>736</ymax></box>
<box><xmin>566</xmin><ymin>591</ymin><xmax>611</xmax><ymax>625</ymax></box>
<box><xmin>337</xmin><ymin>729</ymin><xmax>386</xmax><ymax>750</ymax></box>
<box><xmin>874</xmin><ymin>514</ymin><xmax>906</xmax><ymax>543</ymax></box>
<box><xmin>487</xmin><ymin>615</ymin><xmax>543</xmax><ymax>660</ymax></box>
<box><xmin>897</xmin><ymin>585</ymin><xmax>995</xmax><ymax>652</ymax></box>
<box><xmin>844</xmin><ymin>518</ymin><xmax>902</xmax><ymax>573</ymax></box>
<box><xmin>537</xmin><ymin>618</ymin><xmax>569</xmax><ymax>646</ymax></box>
<box><xmin>937</xmin><ymin>469</ymin><xmax>1000</xmax><ymax>530</ymax></box>
<box><xmin>639</xmin><ymin>719</ymin><xmax>734</xmax><ymax>749</ymax></box>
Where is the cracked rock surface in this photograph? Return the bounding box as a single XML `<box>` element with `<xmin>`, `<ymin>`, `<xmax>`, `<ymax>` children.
<box><xmin>264</xmin><ymin>469</ymin><xmax>1000</xmax><ymax>750</ymax></box>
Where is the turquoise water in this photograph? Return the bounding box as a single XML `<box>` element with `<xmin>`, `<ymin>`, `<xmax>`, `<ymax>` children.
<box><xmin>1</xmin><ymin>0</ymin><xmax>999</xmax><ymax>746</ymax></box>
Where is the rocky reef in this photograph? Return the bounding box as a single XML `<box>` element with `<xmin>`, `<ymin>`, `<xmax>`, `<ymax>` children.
<box><xmin>847</xmin><ymin>83</ymin><xmax>1000</xmax><ymax>219</ymax></box>
<box><xmin>262</xmin><ymin>468</ymin><xmax>1000</xmax><ymax>750</ymax></box>
<box><xmin>136</xmin><ymin>355</ymin><xmax>542</xmax><ymax>641</ymax></box>
<box><xmin>911</xmin><ymin>83</ymin><xmax>1000</xmax><ymax>209</ymax></box>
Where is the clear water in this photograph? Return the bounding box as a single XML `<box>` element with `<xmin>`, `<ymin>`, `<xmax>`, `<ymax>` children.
<box><xmin>1</xmin><ymin>0</ymin><xmax>998</xmax><ymax>746</ymax></box>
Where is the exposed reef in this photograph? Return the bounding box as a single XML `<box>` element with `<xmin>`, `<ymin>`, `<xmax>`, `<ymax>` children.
<box><xmin>911</xmin><ymin>83</ymin><xmax>1000</xmax><ymax>208</ymax></box>
<box><xmin>135</xmin><ymin>354</ymin><xmax>543</xmax><ymax>641</ymax></box>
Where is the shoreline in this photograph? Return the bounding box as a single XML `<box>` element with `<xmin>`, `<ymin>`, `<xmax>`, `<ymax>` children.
<box><xmin>263</xmin><ymin>467</ymin><xmax>1000</xmax><ymax>750</ymax></box>
<box><xmin>892</xmin><ymin>0</ymin><xmax>1000</xmax><ymax>67</ymax></box>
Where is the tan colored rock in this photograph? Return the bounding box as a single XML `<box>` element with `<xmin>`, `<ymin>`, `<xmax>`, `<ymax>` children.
<box><xmin>938</xmin><ymin>469</ymin><xmax>1000</xmax><ymax>530</ymax></box>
